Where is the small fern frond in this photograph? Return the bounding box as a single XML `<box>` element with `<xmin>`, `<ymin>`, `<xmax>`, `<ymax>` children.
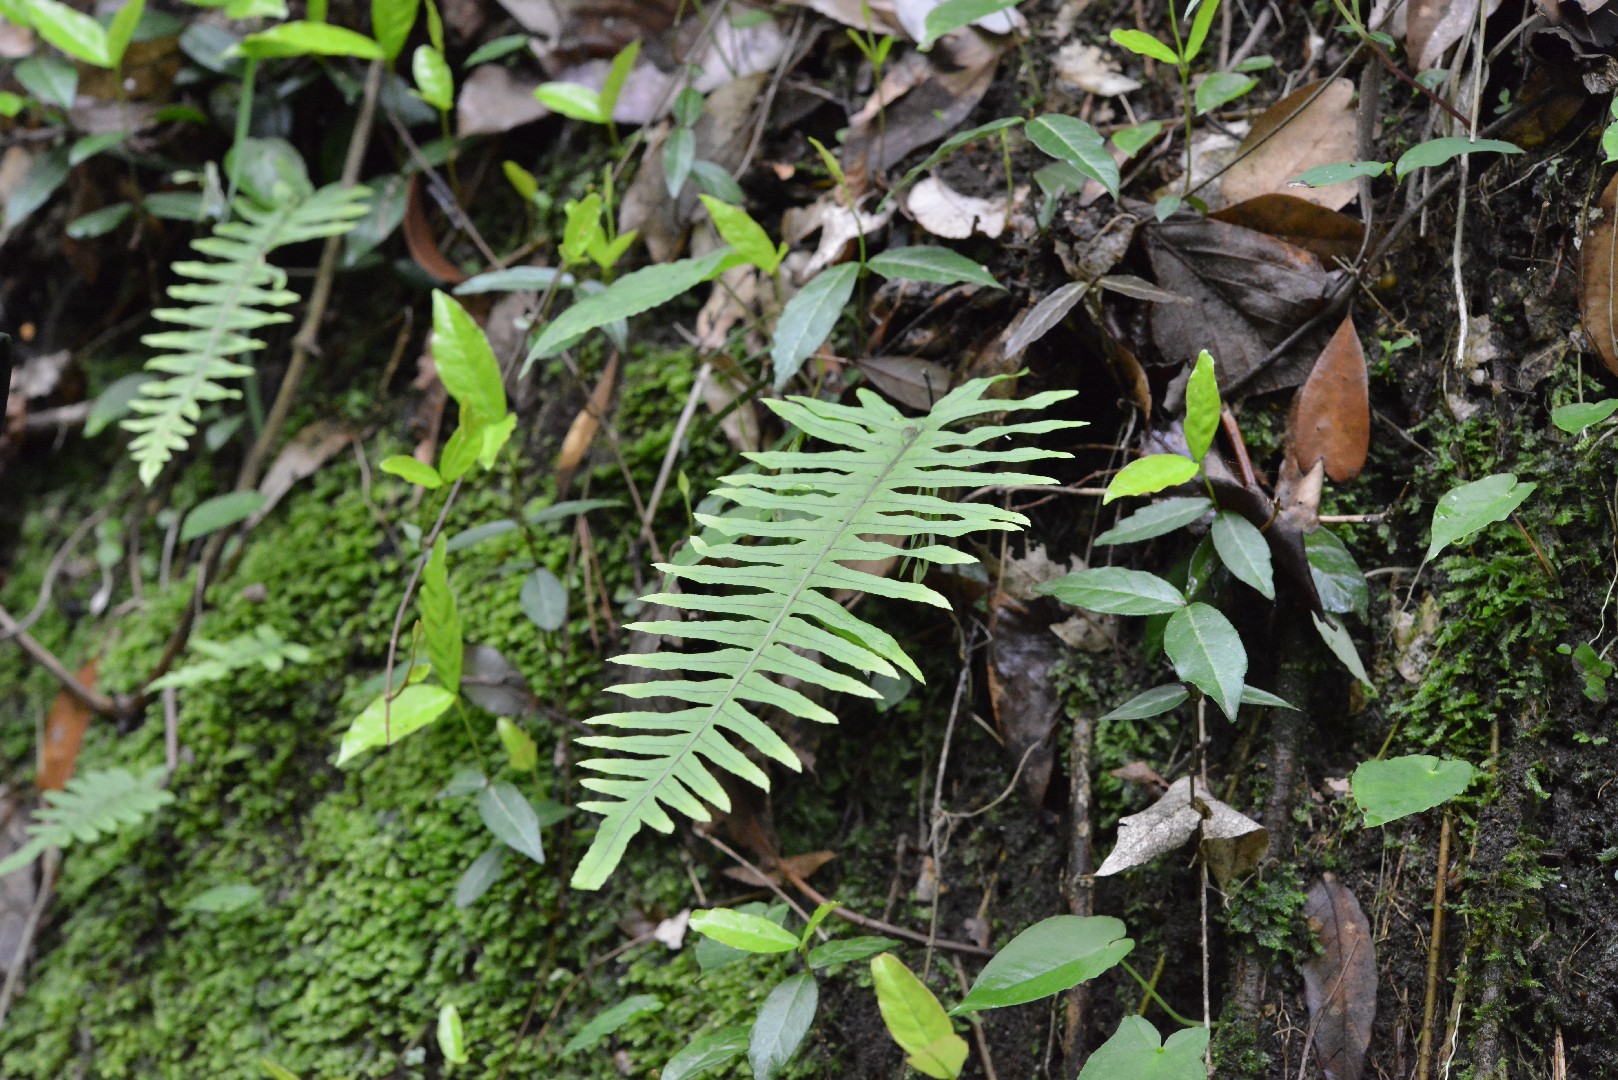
<box><xmin>123</xmin><ymin>183</ymin><xmax>371</xmax><ymax>486</ymax></box>
<box><xmin>0</xmin><ymin>766</ymin><xmax>174</xmax><ymax>876</ymax></box>
<box><xmin>571</xmin><ymin>376</ymin><xmax>1081</xmax><ymax>889</ymax></box>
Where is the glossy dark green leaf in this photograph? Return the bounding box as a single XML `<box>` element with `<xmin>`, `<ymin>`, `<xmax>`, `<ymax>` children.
<box><xmin>1027</xmin><ymin>114</ymin><xmax>1119</xmax><ymax>200</ymax></box>
<box><xmin>954</xmin><ymin>915</ymin><xmax>1134</xmax><ymax>1013</ymax></box>
<box><xmin>1426</xmin><ymin>473</ymin><xmax>1536</xmax><ymax>561</ymax></box>
<box><xmin>1037</xmin><ymin>567</ymin><xmax>1186</xmax><ymax>615</ymax></box>
<box><xmin>1095</xmin><ymin>497</ymin><xmax>1211</xmax><ymax>545</ymax></box>
<box><xmin>1097</xmin><ymin>684</ymin><xmax>1188</xmax><ymax>722</ymax></box>
<box><xmin>1305</xmin><ymin>527</ymin><xmax>1367</xmax><ymax>617</ymax></box>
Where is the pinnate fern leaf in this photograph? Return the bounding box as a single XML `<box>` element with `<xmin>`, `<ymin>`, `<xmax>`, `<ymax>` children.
<box><xmin>571</xmin><ymin>377</ymin><xmax>1081</xmax><ymax>889</ymax></box>
<box><xmin>123</xmin><ymin>183</ymin><xmax>371</xmax><ymax>486</ymax></box>
<box><xmin>0</xmin><ymin>766</ymin><xmax>174</xmax><ymax>876</ymax></box>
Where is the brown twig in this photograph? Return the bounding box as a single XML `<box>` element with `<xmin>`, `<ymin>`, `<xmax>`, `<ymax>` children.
<box><xmin>0</xmin><ymin>603</ymin><xmax>120</xmax><ymax>717</ymax></box>
<box><xmin>1415</xmin><ymin>811</ymin><xmax>1453</xmax><ymax>1080</ymax></box>
<box><xmin>778</xmin><ymin>864</ymin><xmax>992</xmax><ymax>957</ymax></box>
<box><xmin>0</xmin><ymin>847</ymin><xmax>57</xmax><ymax>1025</ymax></box>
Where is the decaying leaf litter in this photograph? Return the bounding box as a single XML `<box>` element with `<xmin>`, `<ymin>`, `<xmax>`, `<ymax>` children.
<box><xmin>4</xmin><ymin>0</ymin><xmax>1618</xmax><ymax>1073</ymax></box>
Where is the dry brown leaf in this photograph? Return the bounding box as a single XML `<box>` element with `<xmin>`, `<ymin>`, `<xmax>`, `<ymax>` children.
<box><xmin>1414</xmin><ymin>0</ymin><xmax>1503</xmax><ymax>68</ymax></box>
<box><xmin>404</xmin><ymin>175</ymin><xmax>468</xmax><ymax>285</ymax></box>
<box><xmin>722</xmin><ymin>850</ymin><xmax>838</xmax><ymax>887</ymax></box>
<box><xmin>1581</xmin><ymin>173</ymin><xmax>1618</xmax><ymax>376</ymax></box>
<box><xmin>557</xmin><ymin>352</ymin><xmax>619</xmax><ymax>495</ymax></box>
<box><xmin>1053</xmin><ymin>42</ymin><xmax>1141</xmax><ymax>96</ymax></box>
<box><xmin>776</xmin><ymin>0</ymin><xmax>902</xmax><ymax>33</ymax></box>
<box><xmin>987</xmin><ymin>598</ymin><xmax>1063</xmax><ymax>805</ymax></box>
<box><xmin>1208</xmin><ymin>194</ymin><xmax>1365</xmax><ymax>264</ymax></box>
<box><xmin>1301</xmin><ymin>875</ymin><xmax>1376</xmax><ymax>1080</ymax></box>
<box><xmin>856</xmin><ymin>356</ymin><xmax>952</xmax><ymax>410</ymax></box>
<box><xmin>1095</xmin><ymin>776</ymin><xmax>1266</xmax><ymax>887</ymax></box>
<box><xmin>1219</xmin><ymin>79</ymin><xmax>1358</xmax><ymax>212</ymax></box>
<box><xmin>783</xmin><ymin>194</ymin><xmax>894</xmax><ymax>278</ymax></box>
<box><xmin>37</xmin><ymin>660</ymin><xmax>95</xmax><ymax>791</ymax></box>
<box><xmin>1110</xmin><ymin>761</ymin><xmax>1169</xmax><ymax>790</ymax></box>
<box><xmin>1146</xmin><ymin>217</ymin><xmax>1342</xmax><ymax>395</ymax></box>
<box><xmin>250</xmin><ymin>420</ymin><xmax>356</xmax><ymax>528</ymax></box>
<box><xmin>1289</xmin><ymin>317</ymin><xmax>1369</xmax><ymax>481</ymax></box>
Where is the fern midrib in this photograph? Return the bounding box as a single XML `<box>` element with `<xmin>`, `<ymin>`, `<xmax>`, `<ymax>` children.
<box><xmin>600</xmin><ymin>420</ymin><xmax>927</xmax><ymax>838</ymax></box>
<box><xmin>154</xmin><ymin>201</ymin><xmax>297</xmax><ymax>408</ymax></box>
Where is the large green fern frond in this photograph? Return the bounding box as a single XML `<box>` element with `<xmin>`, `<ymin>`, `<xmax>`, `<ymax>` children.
<box><xmin>123</xmin><ymin>183</ymin><xmax>371</xmax><ymax>486</ymax></box>
<box><xmin>571</xmin><ymin>376</ymin><xmax>1081</xmax><ymax>889</ymax></box>
<box><xmin>0</xmin><ymin>766</ymin><xmax>174</xmax><ymax>876</ymax></box>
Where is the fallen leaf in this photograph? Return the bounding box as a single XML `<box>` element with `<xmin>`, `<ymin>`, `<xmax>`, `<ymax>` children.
<box><xmin>249</xmin><ymin>419</ymin><xmax>356</xmax><ymax>528</ymax></box>
<box><xmin>404</xmin><ymin>175</ymin><xmax>469</xmax><ymax>285</ymax></box>
<box><xmin>1095</xmin><ymin>776</ymin><xmax>1266</xmax><ymax>887</ymax></box>
<box><xmin>1300</xmin><ymin>875</ymin><xmax>1376</xmax><ymax>1080</ymax></box>
<box><xmin>1053</xmin><ymin>42</ymin><xmax>1141</xmax><ymax>96</ymax></box>
<box><xmin>783</xmin><ymin>193</ymin><xmax>894</xmax><ymax>278</ymax></box>
<box><xmin>1581</xmin><ymin>172</ymin><xmax>1618</xmax><ymax>376</ymax></box>
<box><xmin>1288</xmin><ymin>317</ymin><xmax>1369</xmax><ymax>481</ymax></box>
<box><xmin>654</xmin><ymin>909</ymin><xmax>690</xmax><ymax>948</ymax></box>
<box><xmin>1219</xmin><ymin>79</ymin><xmax>1359</xmax><ymax>212</ymax></box>
<box><xmin>0</xmin><ymin>795</ymin><xmax>37</xmax><ymax>977</ymax></box>
<box><xmin>556</xmin><ymin>352</ymin><xmax>619</xmax><ymax>495</ymax></box>
<box><xmin>38</xmin><ymin>660</ymin><xmax>95</xmax><ymax>791</ymax></box>
<box><xmin>1208</xmin><ymin>194</ymin><xmax>1365</xmax><ymax>264</ymax></box>
<box><xmin>905</xmin><ymin>175</ymin><xmax>1007</xmax><ymax>239</ymax></box>
<box><xmin>777</xmin><ymin>0</ymin><xmax>903</xmax><ymax>33</ymax></box>
<box><xmin>457</xmin><ymin>64</ymin><xmax>549</xmax><ymax>137</ymax></box>
<box><xmin>1146</xmin><ymin>216</ymin><xmax>1342</xmax><ymax>394</ymax></box>
<box><xmin>1109</xmin><ymin>761</ymin><xmax>1168</xmax><ymax>790</ymax></box>
<box><xmin>856</xmin><ymin>356</ymin><xmax>952</xmax><ymax>410</ymax></box>
<box><xmin>722</xmin><ymin>850</ymin><xmax>838</xmax><ymax>887</ymax></box>
<box><xmin>1413</xmin><ymin>0</ymin><xmax>1503</xmax><ymax>68</ymax></box>
<box><xmin>987</xmin><ymin>598</ymin><xmax>1064</xmax><ymax>805</ymax></box>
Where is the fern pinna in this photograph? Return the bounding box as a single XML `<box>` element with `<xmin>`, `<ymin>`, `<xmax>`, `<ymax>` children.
<box><xmin>123</xmin><ymin>183</ymin><xmax>370</xmax><ymax>486</ymax></box>
<box><xmin>572</xmin><ymin>377</ymin><xmax>1080</xmax><ymax>889</ymax></box>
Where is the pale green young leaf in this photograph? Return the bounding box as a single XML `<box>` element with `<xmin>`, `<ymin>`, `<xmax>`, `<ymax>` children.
<box><xmin>563</xmin><ymin>995</ymin><xmax>662</xmax><ymax>1055</ymax></box>
<box><xmin>560</xmin><ymin>193</ymin><xmax>603</xmax><ymax>266</ymax></box>
<box><xmin>430</xmin><ymin>290</ymin><xmax>506</xmax><ymax>430</ymax></box>
<box><xmin>336</xmin><ymin>684</ymin><xmax>456</xmax><ymax>764</ymax></box>
<box><xmin>1026</xmin><ymin>114</ymin><xmax>1119</xmax><ymax>200</ymax></box>
<box><xmin>1210</xmin><ymin>511</ymin><xmax>1273</xmax><ymax>599</ymax></box>
<box><xmin>371</xmin><ymin>0</ymin><xmax>419</xmax><ymax>60</ymax></box>
<box><xmin>180</xmin><ymin>491</ymin><xmax>265</xmax><ymax>541</ymax></box>
<box><xmin>1110</xmin><ymin>27</ymin><xmax>1178</xmax><ymax>64</ymax></box>
<box><xmin>422</xmin><ymin>0</ymin><xmax>441</xmax><ymax>50</ymax></box>
<box><xmin>598</xmin><ymin>38</ymin><xmax>640</xmax><ymax>122</ymax></box>
<box><xmin>259</xmin><ymin>1059</ymin><xmax>301</xmax><ymax>1080</ymax></box>
<box><xmin>690</xmin><ymin>908</ymin><xmax>803</xmax><ymax>953</ymax></box>
<box><xmin>1183</xmin><ymin>0</ymin><xmax>1220</xmax><ymax>64</ymax></box>
<box><xmin>1078</xmin><ymin>1016</ymin><xmax>1208</xmax><ymax>1080</ymax></box>
<box><xmin>380</xmin><ymin>454</ymin><xmax>442</xmax><ymax>488</ymax></box>
<box><xmin>1164</xmin><ymin>602</ymin><xmax>1245</xmax><ymax>720</ymax></box>
<box><xmin>664</xmin><ymin>1027</ymin><xmax>750</xmax><ymax>1080</ymax></box>
<box><xmin>918</xmin><ymin>0</ymin><xmax>1018</xmax><ymax>49</ymax></box>
<box><xmin>1605</xmin><ymin>124</ymin><xmax>1618</xmax><ymax>164</ymax></box>
<box><xmin>750</xmin><ymin>975</ymin><xmax>818</xmax><ymax>1080</ymax></box>
<box><xmin>478</xmin><ymin>781</ymin><xmax>545</xmax><ymax>863</ymax></box>
<box><xmin>0</xmin><ymin>766</ymin><xmax>174</xmax><ymax>877</ymax></box>
<box><xmin>871</xmin><ymin>954</ymin><xmax>967</xmax><ymax>1079</ymax></box>
<box><xmin>1111</xmin><ymin>120</ymin><xmax>1163</xmax><ymax>158</ymax></box>
<box><xmin>1183</xmin><ymin>349</ymin><xmax>1219</xmax><ymax>461</ymax></box>
<box><xmin>800</xmin><ymin>900</ymin><xmax>838</xmax><ymax>946</ymax></box>
<box><xmin>526</xmin><ymin>247</ymin><xmax>739</xmax><ymax>368</ymax></box>
<box><xmin>437</xmin><ymin>1004</ymin><xmax>468</xmax><ymax>1065</ymax></box>
<box><xmin>412</xmin><ymin>44</ymin><xmax>453</xmax><ymax>111</ymax></box>
<box><xmin>1393</xmin><ymin>137</ymin><xmax>1521</xmax><ymax>180</ymax></box>
<box><xmin>953</xmin><ymin>915</ymin><xmax>1133</xmax><ymax>1013</ymax></box>
<box><xmin>236</xmin><ymin>21</ymin><xmax>385</xmax><ymax>59</ymax></box>
<box><xmin>464</xmin><ymin>32</ymin><xmax>527</xmax><ymax>66</ymax></box>
<box><xmin>1552</xmin><ymin>399</ymin><xmax>1618</xmax><ymax>433</ymax></box>
<box><xmin>1095</xmin><ymin>496</ymin><xmax>1211</xmax><ymax>545</ymax></box>
<box><xmin>24</xmin><ymin>0</ymin><xmax>111</xmax><ymax>66</ymax></box>
<box><xmin>805</xmin><ymin>135</ymin><xmax>846</xmax><ymax>188</ymax></box>
<box><xmin>106</xmin><ymin>0</ymin><xmax>145</xmax><ymax>67</ymax></box>
<box><xmin>184</xmin><ymin>883</ymin><xmax>263</xmax><ymax>913</ymax></box>
<box><xmin>1104</xmin><ymin>454</ymin><xmax>1199</xmax><ymax>503</ymax></box>
<box><xmin>420</xmin><ymin>536</ymin><xmax>461</xmax><ymax>695</ymax></box>
<box><xmin>534</xmin><ymin>81</ymin><xmax>603</xmax><ymax>122</ymax></box>
<box><xmin>585</xmin><ymin>227</ymin><xmax>636</xmax><ymax>271</ymax></box>
<box><xmin>1426</xmin><ymin>473</ymin><xmax>1535</xmax><ymax>561</ymax></box>
<box><xmin>1351</xmin><ymin>755</ymin><xmax>1475</xmax><ymax>826</ymax></box>
<box><xmin>1097</xmin><ymin>684</ymin><xmax>1188</xmax><ymax>723</ymax></box>
<box><xmin>1036</xmin><ymin>567</ymin><xmax>1186</xmax><ymax>615</ymax></box>
<box><xmin>496</xmin><ymin>717</ymin><xmax>539</xmax><ymax>771</ymax></box>
<box><xmin>699</xmin><ymin>194</ymin><xmax>783</xmax><ymax>274</ymax></box>
<box><xmin>0</xmin><ymin>92</ymin><xmax>23</xmax><ymax>117</ymax></box>
<box><xmin>771</xmin><ymin>262</ymin><xmax>858</xmax><ymax>392</ymax></box>
<box><xmin>866</xmin><ymin>246</ymin><xmax>1002</xmax><ymax>290</ymax></box>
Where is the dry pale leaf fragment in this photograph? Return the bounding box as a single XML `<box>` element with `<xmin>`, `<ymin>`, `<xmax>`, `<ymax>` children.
<box><xmin>1094</xmin><ymin>776</ymin><xmax>1266</xmax><ymax>887</ymax></box>
<box><xmin>905</xmin><ymin>176</ymin><xmax>1007</xmax><ymax>239</ymax></box>
<box><xmin>1219</xmin><ymin>79</ymin><xmax>1359</xmax><ymax>212</ymax></box>
<box><xmin>251</xmin><ymin>420</ymin><xmax>357</xmax><ymax>528</ymax></box>
<box><xmin>1581</xmin><ymin>173</ymin><xmax>1618</xmax><ymax>376</ymax></box>
<box><xmin>1289</xmin><ymin>317</ymin><xmax>1369</xmax><ymax>481</ymax></box>
<box><xmin>783</xmin><ymin>194</ymin><xmax>895</xmax><ymax>278</ymax></box>
<box><xmin>856</xmin><ymin>356</ymin><xmax>952</xmax><ymax>410</ymax></box>
<box><xmin>1053</xmin><ymin>42</ymin><xmax>1142</xmax><ymax>96</ymax></box>
<box><xmin>1300</xmin><ymin>875</ymin><xmax>1376</xmax><ymax>1080</ymax></box>
<box><xmin>1414</xmin><ymin>0</ymin><xmax>1504</xmax><ymax>68</ymax></box>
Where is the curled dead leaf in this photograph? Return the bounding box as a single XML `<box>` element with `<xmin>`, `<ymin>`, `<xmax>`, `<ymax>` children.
<box><xmin>1095</xmin><ymin>776</ymin><xmax>1266</xmax><ymax>887</ymax></box>
<box><xmin>1581</xmin><ymin>173</ymin><xmax>1618</xmax><ymax>376</ymax></box>
<box><xmin>1288</xmin><ymin>317</ymin><xmax>1369</xmax><ymax>481</ymax></box>
<box><xmin>905</xmin><ymin>176</ymin><xmax>1007</xmax><ymax>240</ymax></box>
<box><xmin>557</xmin><ymin>353</ymin><xmax>619</xmax><ymax>495</ymax></box>
<box><xmin>404</xmin><ymin>176</ymin><xmax>469</xmax><ymax>285</ymax></box>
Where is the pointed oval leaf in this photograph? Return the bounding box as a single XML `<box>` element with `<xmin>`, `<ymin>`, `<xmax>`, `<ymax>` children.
<box><xmin>1095</xmin><ymin>496</ymin><xmax>1212</xmax><ymax>545</ymax></box>
<box><xmin>1109</xmin><ymin>28</ymin><xmax>1179</xmax><ymax>64</ymax></box>
<box><xmin>337</xmin><ymin>684</ymin><xmax>457</xmax><ymax>764</ymax></box>
<box><xmin>1292</xmin><ymin>160</ymin><xmax>1389</xmax><ymax>187</ymax></box>
<box><xmin>520</xmin><ymin>567</ymin><xmax>568</xmax><ymax>631</ymax></box>
<box><xmin>689</xmin><ymin>908</ymin><xmax>802</xmax><ymax>953</ymax></box>
<box><xmin>180</xmin><ymin>491</ymin><xmax>266</xmax><ymax>542</ymax></box>
<box><xmin>871</xmin><ymin>954</ymin><xmax>968</xmax><ymax>1080</ymax></box>
<box><xmin>699</xmin><ymin>194</ymin><xmax>782</xmax><ymax>274</ymax></box>
<box><xmin>749</xmin><ymin>975</ymin><xmax>818</xmax><ymax>1080</ymax></box>
<box><xmin>1305</xmin><ymin>527</ymin><xmax>1367</xmax><ymax>617</ymax></box>
<box><xmin>534</xmin><ymin>81</ymin><xmax>604</xmax><ymax>122</ymax></box>
<box><xmin>1352</xmin><ymin>754</ymin><xmax>1475</xmax><ymax>826</ymax></box>
<box><xmin>918</xmin><ymin>0</ymin><xmax>1018</xmax><ymax>47</ymax></box>
<box><xmin>771</xmin><ymin>263</ymin><xmax>859</xmax><ymax>391</ymax></box>
<box><xmin>1312</xmin><ymin>611</ymin><xmax>1370</xmax><ymax>686</ymax></box>
<box><xmin>1240</xmin><ymin>686</ymin><xmax>1297</xmax><ymax>710</ymax></box>
<box><xmin>807</xmin><ymin>936</ymin><xmax>898</xmax><ymax>969</ymax></box>
<box><xmin>1183</xmin><ymin>349</ymin><xmax>1219</xmax><ymax>461</ymax></box>
<box><xmin>1426</xmin><ymin>473</ymin><xmax>1536</xmax><ymax>561</ymax></box>
<box><xmin>1394</xmin><ymin>137</ymin><xmax>1521</xmax><ymax>180</ymax></box>
<box><xmin>1097</xmin><ymin>684</ymin><xmax>1189</xmax><ymax>722</ymax></box>
<box><xmin>564</xmin><ymin>995</ymin><xmax>663</xmax><ymax>1055</ymax></box>
<box><xmin>236</xmin><ymin>21</ymin><xmax>385</xmax><ymax>59</ymax></box>
<box><xmin>1210</xmin><ymin>511</ymin><xmax>1274</xmax><ymax>599</ymax></box>
<box><xmin>663</xmin><ymin>1026</ymin><xmax>750</xmax><ymax>1080</ymax></box>
<box><xmin>1037</xmin><ymin>567</ymin><xmax>1185</xmax><ymax>615</ymax></box>
<box><xmin>1164</xmin><ymin>603</ymin><xmax>1245</xmax><ymax>720</ymax></box>
<box><xmin>24</xmin><ymin>0</ymin><xmax>111</xmax><ymax>66</ymax></box>
<box><xmin>1194</xmin><ymin>71</ymin><xmax>1256</xmax><ymax>114</ymax></box>
<box><xmin>478</xmin><ymin>781</ymin><xmax>545</xmax><ymax>864</ymax></box>
<box><xmin>1078</xmin><ymin>1015</ymin><xmax>1209</xmax><ymax>1080</ymax></box>
<box><xmin>454</xmin><ymin>844</ymin><xmax>506</xmax><ymax>908</ymax></box>
<box><xmin>1027</xmin><ymin>114</ymin><xmax>1120</xmax><ymax>200</ymax></box>
<box><xmin>381</xmin><ymin>455</ymin><xmax>442</xmax><ymax>488</ymax></box>
<box><xmin>412</xmin><ymin>44</ymin><xmax>454</xmax><ymax>111</ymax></box>
<box><xmin>954</xmin><ymin>915</ymin><xmax>1134</xmax><ymax>1013</ymax></box>
<box><xmin>1104</xmin><ymin>454</ymin><xmax>1200</xmax><ymax>503</ymax></box>
<box><xmin>431</xmin><ymin>290</ymin><xmax>505</xmax><ymax>428</ymax></box>
<box><xmin>867</xmin><ymin>246</ymin><xmax>1002</xmax><ymax>289</ymax></box>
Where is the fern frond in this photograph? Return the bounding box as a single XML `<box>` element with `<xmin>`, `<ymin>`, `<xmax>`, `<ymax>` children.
<box><xmin>571</xmin><ymin>377</ymin><xmax>1082</xmax><ymax>889</ymax></box>
<box><xmin>0</xmin><ymin>766</ymin><xmax>174</xmax><ymax>876</ymax></box>
<box><xmin>123</xmin><ymin>183</ymin><xmax>371</xmax><ymax>486</ymax></box>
